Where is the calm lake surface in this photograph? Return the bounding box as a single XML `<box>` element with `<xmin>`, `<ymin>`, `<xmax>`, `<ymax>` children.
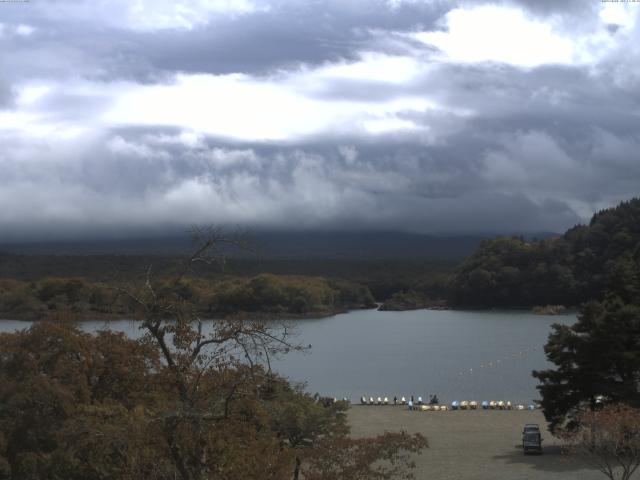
<box><xmin>1</xmin><ymin>309</ymin><xmax>576</xmax><ymax>404</ymax></box>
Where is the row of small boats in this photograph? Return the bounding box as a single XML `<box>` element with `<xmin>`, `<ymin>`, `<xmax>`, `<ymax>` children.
<box><xmin>451</xmin><ymin>400</ymin><xmax>537</xmax><ymax>410</ymax></box>
<box><xmin>360</xmin><ymin>397</ymin><xmax>538</xmax><ymax>410</ymax></box>
<box><xmin>361</xmin><ymin>396</ymin><xmax>428</xmax><ymax>405</ymax></box>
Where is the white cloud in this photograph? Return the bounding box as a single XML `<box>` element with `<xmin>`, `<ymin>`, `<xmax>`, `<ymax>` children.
<box><xmin>103</xmin><ymin>54</ymin><xmax>443</xmax><ymax>141</ymax></box>
<box><xmin>415</xmin><ymin>5</ymin><xmax>575</xmax><ymax>67</ymax></box>
<box><xmin>15</xmin><ymin>24</ymin><xmax>36</xmax><ymax>36</ymax></box>
<box><xmin>310</xmin><ymin>52</ymin><xmax>422</xmax><ymax>84</ymax></box>
<box><xmin>143</xmin><ymin>131</ymin><xmax>207</xmax><ymax>149</ymax></box>
<box><xmin>107</xmin><ymin>136</ymin><xmax>169</xmax><ymax>159</ymax></box>
<box><xmin>413</xmin><ymin>4</ymin><xmax>637</xmax><ymax>68</ymax></box>
<box><xmin>0</xmin><ymin>110</ymin><xmax>87</xmax><ymax>140</ymax></box>
<box><xmin>599</xmin><ymin>2</ymin><xmax>637</xmax><ymax>29</ymax></box>
<box><xmin>363</xmin><ymin>117</ymin><xmax>421</xmax><ymax>134</ymax></box>
<box><xmin>15</xmin><ymin>85</ymin><xmax>50</xmax><ymax>106</ymax></box>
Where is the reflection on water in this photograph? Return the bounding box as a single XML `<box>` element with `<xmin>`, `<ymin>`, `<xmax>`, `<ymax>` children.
<box><xmin>0</xmin><ymin>309</ymin><xmax>575</xmax><ymax>403</ymax></box>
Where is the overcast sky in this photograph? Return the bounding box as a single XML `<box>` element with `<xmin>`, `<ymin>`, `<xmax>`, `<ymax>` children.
<box><xmin>1</xmin><ymin>0</ymin><xmax>639</xmax><ymax>240</ymax></box>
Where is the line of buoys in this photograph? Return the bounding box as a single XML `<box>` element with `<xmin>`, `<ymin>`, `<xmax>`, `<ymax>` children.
<box><xmin>456</xmin><ymin>346</ymin><xmax>541</xmax><ymax>378</ymax></box>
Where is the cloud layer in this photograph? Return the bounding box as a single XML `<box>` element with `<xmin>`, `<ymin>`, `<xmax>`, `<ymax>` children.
<box><xmin>1</xmin><ymin>0</ymin><xmax>639</xmax><ymax>240</ymax></box>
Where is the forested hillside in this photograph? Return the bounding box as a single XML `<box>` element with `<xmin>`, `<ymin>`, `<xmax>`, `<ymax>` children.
<box><xmin>448</xmin><ymin>198</ymin><xmax>640</xmax><ymax>307</ymax></box>
<box><xmin>0</xmin><ymin>274</ymin><xmax>375</xmax><ymax>320</ymax></box>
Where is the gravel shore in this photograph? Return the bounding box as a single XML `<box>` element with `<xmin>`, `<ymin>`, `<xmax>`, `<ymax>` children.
<box><xmin>348</xmin><ymin>406</ymin><xmax>604</xmax><ymax>480</ymax></box>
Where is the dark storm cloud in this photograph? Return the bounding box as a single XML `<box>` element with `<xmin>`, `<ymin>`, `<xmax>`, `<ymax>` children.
<box><xmin>0</xmin><ymin>0</ymin><xmax>639</xmax><ymax>240</ymax></box>
<box><xmin>137</xmin><ymin>0</ymin><xmax>450</xmax><ymax>76</ymax></box>
<box><xmin>0</xmin><ymin>0</ymin><xmax>446</xmax><ymax>83</ymax></box>
<box><xmin>0</xmin><ymin>123</ymin><xmax>589</xmax><ymax>240</ymax></box>
<box><xmin>503</xmin><ymin>0</ymin><xmax>592</xmax><ymax>15</ymax></box>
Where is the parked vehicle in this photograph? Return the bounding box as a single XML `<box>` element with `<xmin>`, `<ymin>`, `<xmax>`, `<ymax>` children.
<box><xmin>522</xmin><ymin>424</ymin><xmax>542</xmax><ymax>454</ymax></box>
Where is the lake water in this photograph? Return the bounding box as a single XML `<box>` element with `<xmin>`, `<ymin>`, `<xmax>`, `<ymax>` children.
<box><xmin>1</xmin><ymin>309</ymin><xmax>576</xmax><ymax>404</ymax></box>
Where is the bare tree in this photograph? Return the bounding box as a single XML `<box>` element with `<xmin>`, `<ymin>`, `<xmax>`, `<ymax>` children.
<box><xmin>117</xmin><ymin>226</ymin><xmax>304</xmax><ymax>480</ymax></box>
<box><xmin>562</xmin><ymin>405</ymin><xmax>640</xmax><ymax>480</ymax></box>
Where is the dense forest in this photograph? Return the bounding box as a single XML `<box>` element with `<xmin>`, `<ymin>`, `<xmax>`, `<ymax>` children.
<box><xmin>406</xmin><ymin>198</ymin><xmax>640</xmax><ymax>309</ymax></box>
<box><xmin>0</xmin><ymin>274</ymin><xmax>375</xmax><ymax>320</ymax></box>
<box><xmin>0</xmin><ymin>253</ymin><xmax>454</xmax><ymax>319</ymax></box>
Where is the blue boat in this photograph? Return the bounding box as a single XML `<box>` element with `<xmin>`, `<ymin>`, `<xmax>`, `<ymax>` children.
<box><xmin>481</xmin><ymin>400</ymin><xmax>490</xmax><ymax>410</ymax></box>
<box><xmin>451</xmin><ymin>401</ymin><xmax>460</xmax><ymax>410</ymax></box>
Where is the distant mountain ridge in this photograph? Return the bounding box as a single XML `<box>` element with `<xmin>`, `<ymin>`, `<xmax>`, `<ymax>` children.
<box><xmin>0</xmin><ymin>231</ymin><xmax>502</xmax><ymax>261</ymax></box>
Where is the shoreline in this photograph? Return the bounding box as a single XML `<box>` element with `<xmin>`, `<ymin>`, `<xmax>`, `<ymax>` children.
<box><xmin>0</xmin><ymin>304</ymin><xmax>577</xmax><ymax>322</ymax></box>
<box><xmin>0</xmin><ymin>306</ymin><xmax>372</xmax><ymax>323</ymax></box>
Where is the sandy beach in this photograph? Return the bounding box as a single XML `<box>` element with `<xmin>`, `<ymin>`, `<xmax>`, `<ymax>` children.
<box><xmin>348</xmin><ymin>406</ymin><xmax>605</xmax><ymax>480</ymax></box>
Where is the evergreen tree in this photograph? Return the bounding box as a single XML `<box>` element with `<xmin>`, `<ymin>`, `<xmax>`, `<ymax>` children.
<box><xmin>533</xmin><ymin>298</ymin><xmax>640</xmax><ymax>432</ymax></box>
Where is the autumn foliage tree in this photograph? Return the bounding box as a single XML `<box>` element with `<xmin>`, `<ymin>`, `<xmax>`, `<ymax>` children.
<box><xmin>0</xmin><ymin>228</ymin><xmax>427</xmax><ymax>480</ymax></box>
<box><xmin>562</xmin><ymin>405</ymin><xmax>640</xmax><ymax>480</ymax></box>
